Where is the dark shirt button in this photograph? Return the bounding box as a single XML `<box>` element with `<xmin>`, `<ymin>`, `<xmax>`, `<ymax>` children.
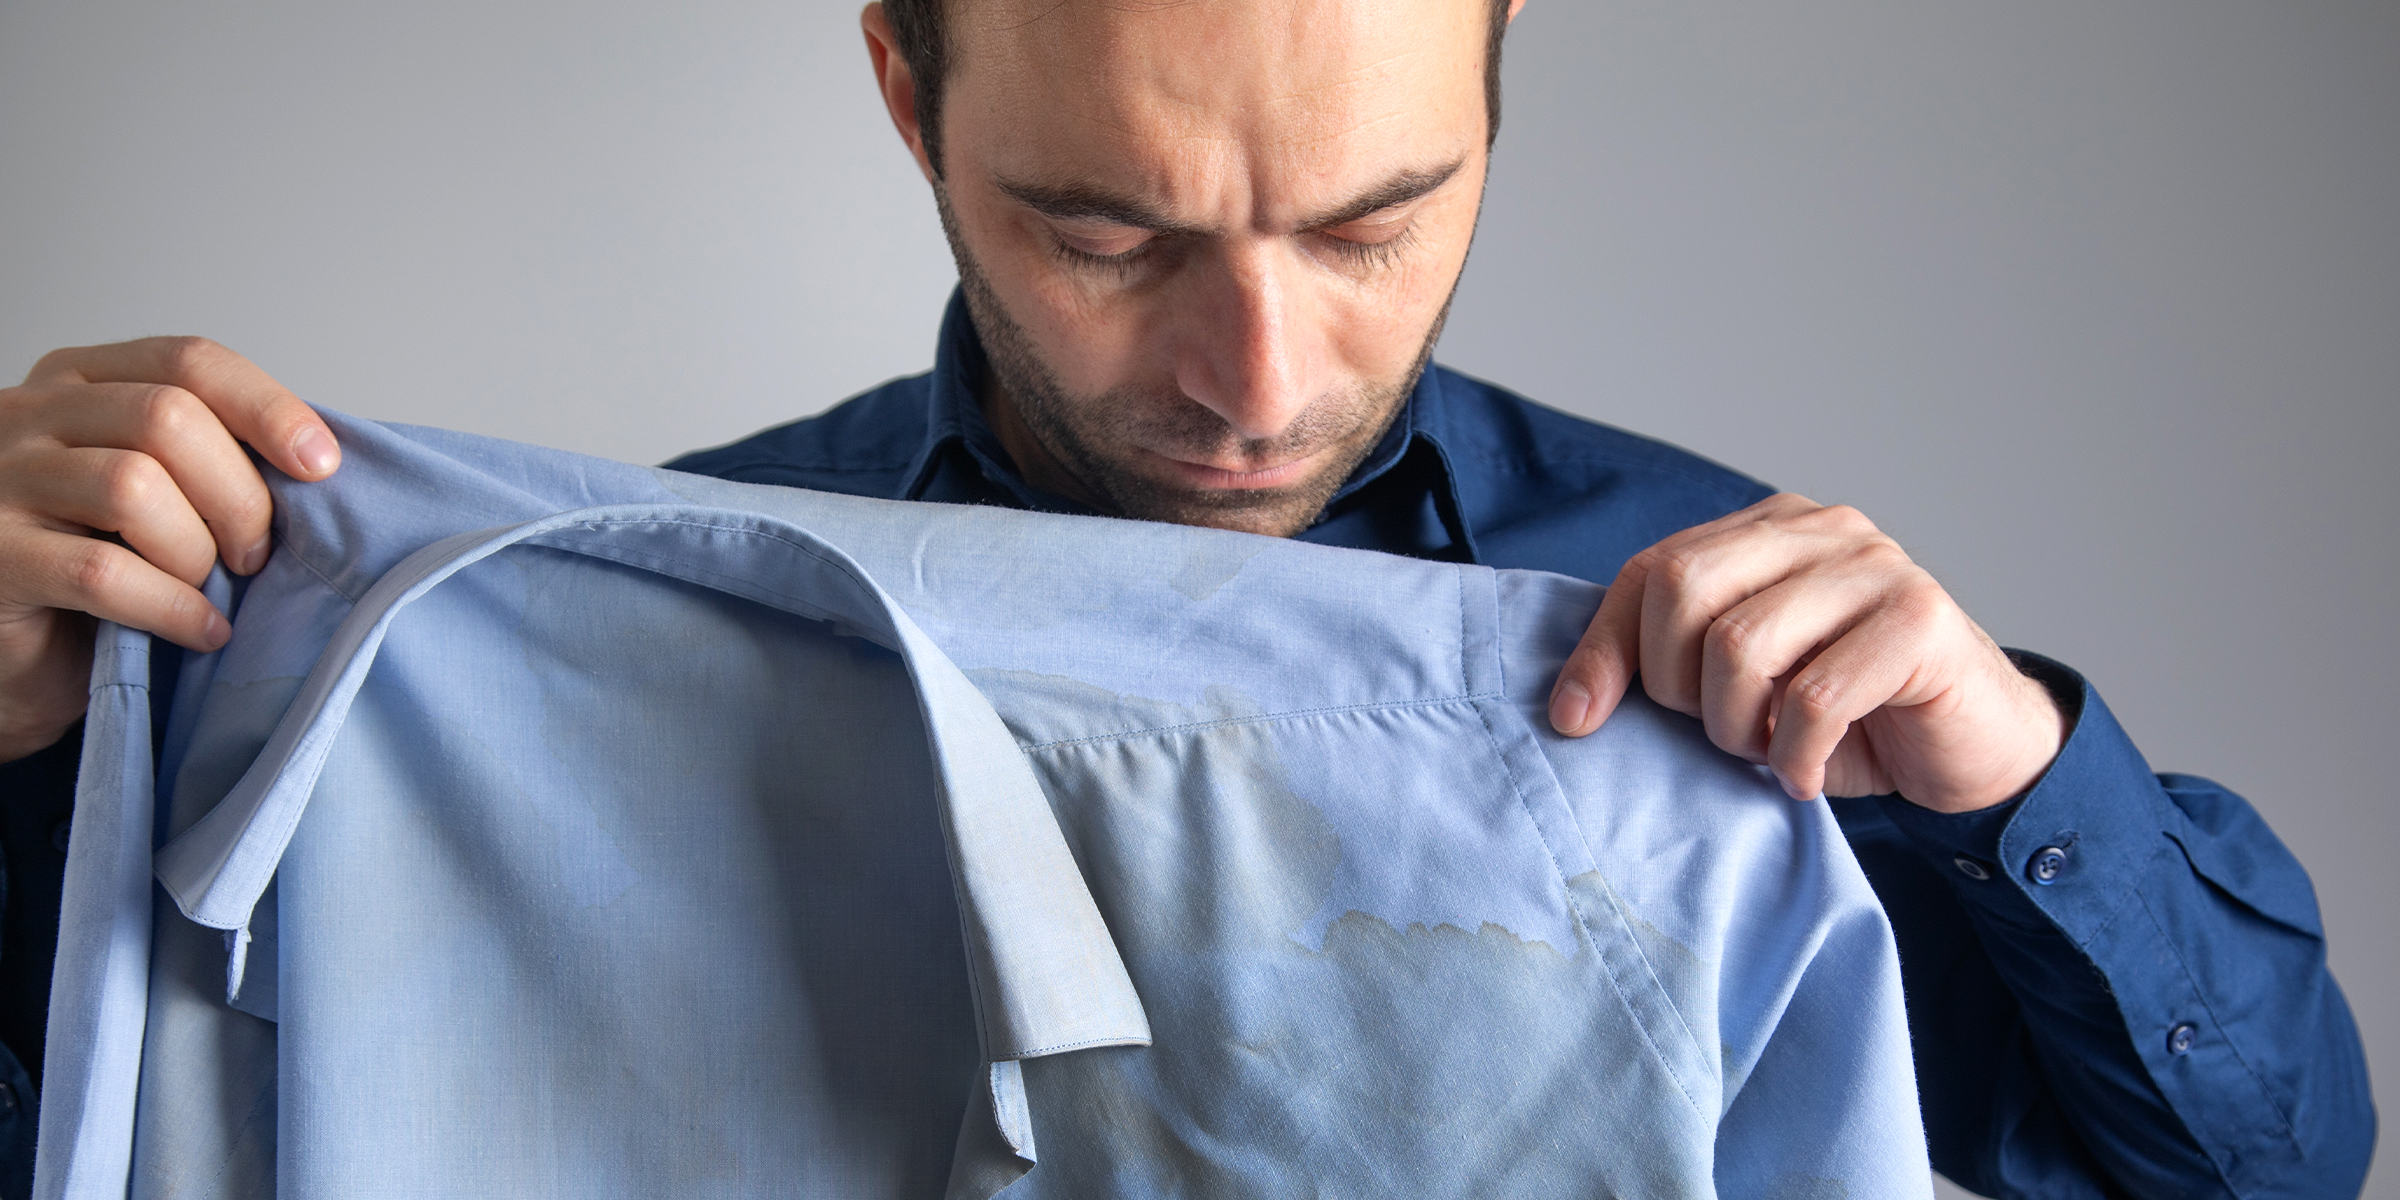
<box><xmin>2168</xmin><ymin>1022</ymin><xmax>2198</xmax><ymax>1056</ymax></box>
<box><xmin>0</xmin><ymin>1081</ymin><xmax>15</xmax><ymax>1112</ymax></box>
<box><xmin>1952</xmin><ymin>856</ymin><xmax>1991</xmax><ymax>881</ymax></box>
<box><xmin>51</xmin><ymin>818</ymin><xmax>72</xmax><ymax>855</ymax></box>
<box><xmin>2027</xmin><ymin>844</ymin><xmax>2069</xmax><ymax>884</ymax></box>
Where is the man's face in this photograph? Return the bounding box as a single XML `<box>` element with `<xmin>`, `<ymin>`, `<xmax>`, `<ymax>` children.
<box><xmin>911</xmin><ymin>0</ymin><xmax>1496</xmax><ymax>536</ymax></box>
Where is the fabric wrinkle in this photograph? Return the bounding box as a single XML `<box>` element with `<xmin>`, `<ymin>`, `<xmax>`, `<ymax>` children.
<box><xmin>37</xmin><ymin>409</ymin><xmax>1931</xmax><ymax>1200</ymax></box>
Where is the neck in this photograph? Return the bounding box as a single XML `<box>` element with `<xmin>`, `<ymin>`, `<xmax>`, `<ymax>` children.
<box><xmin>978</xmin><ymin>375</ymin><xmax>1111</xmax><ymax>513</ymax></box>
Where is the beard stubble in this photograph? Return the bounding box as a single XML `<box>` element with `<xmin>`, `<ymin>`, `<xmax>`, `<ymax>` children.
<box><xmin>937</xmin><ymin>187</ymin><xmax>1450</xmax><ymax>537</ymax></box>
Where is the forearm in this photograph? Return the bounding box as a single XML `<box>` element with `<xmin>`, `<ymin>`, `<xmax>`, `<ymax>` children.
<box><xmin>1843</xmin><ymin>653</ymin><xmax>2374</xmax><ymax>1198</ymax></box>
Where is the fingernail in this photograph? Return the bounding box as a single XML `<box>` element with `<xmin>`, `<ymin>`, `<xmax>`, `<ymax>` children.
<box><xmin>1549</xmin><ymin>680</ymin><xmax>1592</xmax><ymax>734</ymax></box>
<box><xmin>292</xmin><ymin>427</ymin><xmax>337</xmax><ymax>477</ymax></box>
<box><xmin>237</xmin><ymin>534</ymin><xmax>271</xmax><ymax>576</ymax></box>
<box><xmin>201</xmin><ymin>610</ymin><xmax>232</xmax><ymax>652</ymax></box>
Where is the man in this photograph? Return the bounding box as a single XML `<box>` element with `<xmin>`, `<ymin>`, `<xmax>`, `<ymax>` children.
<box><xmin>0</xmin><ymin>0</ymin><xmax>2372</xmax><ymax>1195</ymax></box>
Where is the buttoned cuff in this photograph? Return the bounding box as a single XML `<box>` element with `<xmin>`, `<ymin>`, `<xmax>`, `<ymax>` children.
<box><xmin>1874</xmin><ymin>650</ymin><xmax>2175</xmax><ymax>937</ymax></box>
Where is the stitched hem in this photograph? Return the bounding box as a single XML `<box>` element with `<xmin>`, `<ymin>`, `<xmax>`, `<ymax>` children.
<box><xmin>995</xmin><ymin>1034</ymin><xmax>1152</xmax><ymax>1059</ymax></box>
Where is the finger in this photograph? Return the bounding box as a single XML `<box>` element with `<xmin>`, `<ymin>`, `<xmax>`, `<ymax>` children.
<box><xmin>1638</xmin><ymin>519</ymin><xmax>1841</xmax><ymax>718</ymax></box>
<box><xmin>1549</xmin><ymin>554</ymin><xmax>1647</xmax><ymax>736</ymax></box>
<box><xmin>33</xmin><ymin>337</ymin><xmax>339</xmax><ymax>484</ymax></box>
<box><xmin>1654</xmin><ymin>491</ymin><xmax>1821</xmax><ymax>546</ymax></box>
<box><xmin>37</xmin><ymin>383</ymin><xmax>278</xmax><ymax>573</ymax></box>
<box><xmin>4</xmin><ymin>447</ymin><xmax>220</xmax><ymax>585</ymax></box>
<box><xmin>1696</xmin><ymin>569</ymin><xmax>1885</xmax><ymax>763</ymax></box>
<box><xmin>1549</xmin><ymin>493</ymin><xmax>1826</xmax><ymax>738</ymax></box>
<box><xmin>1763</xmin><ymin>605</ymin><xmax>1927</xmax><ymax>800</ymax></box>
<box><xmin>0</xmin><ymin>524</ymin><xmax>230</xmax><ymax>651</ymax></box>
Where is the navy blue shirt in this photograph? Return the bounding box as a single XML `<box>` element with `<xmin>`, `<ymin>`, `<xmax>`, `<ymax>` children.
<box><xmin>0</xmin><ymin>292</ymin><xmax>2373</xmax><ymax>1199</ymax></box>
<box><xmin>669</xmin><ymin>292</ymin><xmax>2376</xmax><ymax>1198</ymax></box>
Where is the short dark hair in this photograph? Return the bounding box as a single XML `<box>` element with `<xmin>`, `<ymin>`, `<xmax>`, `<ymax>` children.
<box><xmin>884</xmin><ymin>0</ymin><xmax>1514</xmax><ymax>178</ymax></box>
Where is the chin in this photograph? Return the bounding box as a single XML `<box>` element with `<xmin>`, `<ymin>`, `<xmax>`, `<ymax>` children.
<box><xmin>1113</xmin><ymin>483</ymin><xmax>1330</xmax><ymax>539</ymax></box>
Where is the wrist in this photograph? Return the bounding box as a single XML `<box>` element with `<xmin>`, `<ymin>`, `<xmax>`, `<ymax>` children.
<box><xmin>1904</xmin><ymin>654</ymin><xmax>2070</xmax><ymax>814</ymax></box>
<box><xmin>1987</xmin><ymin>664</ymin><xmax>2070</xmax><ymax>807</ymax></box>
<box><xmin>0</xmin><ymin>610</ymin><xmax>96</xmax><ymax>764</ymax></box>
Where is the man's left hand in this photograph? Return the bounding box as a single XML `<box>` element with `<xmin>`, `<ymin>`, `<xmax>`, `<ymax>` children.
<box><xmin>1546</xmin><ymin>494</ymin><xmax>2066</xmax><ymax>813</ymax></box>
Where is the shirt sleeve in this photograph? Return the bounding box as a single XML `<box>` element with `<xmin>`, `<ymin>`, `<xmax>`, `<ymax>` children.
<box><xmin>1833</xmin><ymin>652</ymin><xmax>2376</xmax><ymax>1199</ymax></box>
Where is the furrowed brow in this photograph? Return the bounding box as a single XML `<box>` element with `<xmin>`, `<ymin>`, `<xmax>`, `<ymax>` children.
<box><xmin>996</xmin><ymin>157</ymin><xmax>1466</xmax><ymax>238</ymax></box>
<box><xmin>1298</xmin><ymin>159</ymin><xmax>1466</xmax><ymax>232</ymax></box>
<box><xmin>995</xmin><ymin>178</ymin><xmax>1211</xmax><ymax>238</ymax></box>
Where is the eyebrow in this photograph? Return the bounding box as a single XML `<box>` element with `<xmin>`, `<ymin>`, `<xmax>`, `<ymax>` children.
<box><xmin>995</xmin><ymin>157</ymin><xmax>1467</xmax><ymax>237</ymax></box>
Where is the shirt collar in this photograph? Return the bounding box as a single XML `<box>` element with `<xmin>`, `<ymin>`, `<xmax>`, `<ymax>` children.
<box><xmin>898</xmin><ymin>287</ymin><xmax>1477</xmax><ymax>561</ymax></box>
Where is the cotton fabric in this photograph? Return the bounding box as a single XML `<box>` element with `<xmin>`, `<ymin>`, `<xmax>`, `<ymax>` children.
<box><xmin>38</xmin><ymin>413</ymin><xmax>1928</xmax><ymax>1199</ymax></box>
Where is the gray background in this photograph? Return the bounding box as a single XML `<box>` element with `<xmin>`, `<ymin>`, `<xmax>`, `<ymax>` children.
<box><xmin>2</xmin><ymin>1</ymin><xmax>2392</xmax><ymax>1195</ymax></box>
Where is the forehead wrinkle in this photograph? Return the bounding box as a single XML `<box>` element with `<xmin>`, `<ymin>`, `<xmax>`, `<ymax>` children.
<box><xmin>1010</xmin><ymin>98</ymin><xmax>1461</xmax><ymax>232</ymax></box>
<box><xmin>965</xmin><ymin>0</ymin><xmax>1484</xmax><ymax>227</ymax></box>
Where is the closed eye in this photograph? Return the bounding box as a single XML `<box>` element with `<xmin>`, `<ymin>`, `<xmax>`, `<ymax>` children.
<box><xmin>1316</xmin><ymin>210</ymin><xmax>1420</xmax><ymax>269</ymax></box>
<box><xmin>1049</xmin><ymin>221</ymin><xmax>1161</xmax><ymax>276</ymax></box>
<box><xmin>1054</xmin><ymin>240</ymin><xmax>1151</xmax><ymax>276</ymax></box>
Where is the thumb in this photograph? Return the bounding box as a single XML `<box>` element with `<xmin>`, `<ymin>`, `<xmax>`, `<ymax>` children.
<box><xmin>1549</xmin><ymin>557</ymin><xmax>1646</xmax><ymax>737</ymax></box>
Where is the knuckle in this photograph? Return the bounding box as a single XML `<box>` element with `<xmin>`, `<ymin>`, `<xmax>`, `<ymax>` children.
<box><xmin>98</xmin><ymin>452</ymin><xmax>167</xmax><ymax>516</ymax></box>
<box><xmin>68</xmin><ymin>539</ymin><xmax>124</xmax><ymax>598</ymax></box>
<box><xmin>0</xmin><ymin>391</ymin><xmax>30</xmax><ymax>439</ymax></box>
<box><xmin>25</xmin><ymin>345</ymin><xmax>92</xmax><ymax>384</ymax></box>
<box><xmin>1704</xmin><ymin>722</ymin><xmax>1744</xmax><ymax>757</ymax></box>
<box><xmin>1842</xmin><ymin>538</ymin><xmax>1910</xmax><ymax>577</ymax></box>
<box><xmin>1563</xmin><ymin>640</ymin><xmax>1611</xmax><ymax>677</ymax></box>
<box><xmin>1819</xmin><ymin>503</ymin><xmax>1877</xmax><ymax>533</ymax></box>
<box><xmin>1889</xmin><ymin>576</ymin><xmax>1953</xmax><ymax>625</ymax></box>
<box><xmin>162</xmin><ymin>585</ymin><xmax>213</xmax><ymax>630</ymax></box>
<box><xmin>1702</xmin><ymin>710</ymin><xmax>1763</xmax><ymax>759</ymax></box>
<box><xmin>216</xmin><ymin>486</ymin><xmax>271</xmax><ymax>532</ymax></box>
<box><xmin>158</xmin><ymin>336</ymin><xmax>224</xmax><ymax>378</ymax></box>
<box><xmin>1641</xmin><ymin>672</ymin><xmax>1698</xmax><ymax>716</ymax></box>
<box><xmin>1653</xmin><ymin>545</ymin><xmax>1706</xmax><ymax>591</ymax></box>
<box><xmin>1704</xmin><ymin>611</ymin><xmax>1759</xmax><ymax>663</ymax></box>
<box><xmin>132</xmin><ymin>383</ymin><xmax>205</xmax><ymax>437</ymax></box>
<box><xmin>1787</xmin><ymin>672</ymin><xmax>1847</xmax><ymax>723</ymax></box>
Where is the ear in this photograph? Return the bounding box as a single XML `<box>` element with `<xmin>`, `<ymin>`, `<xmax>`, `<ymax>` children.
<box><xmin>1507</xmin><ymin>0</ymin><xmax>1527</xmax><ymax>21</ymax></box>
<box><xmin>861</xmin><ymin>3</ymin><xmax>937</xmax><ymax>183</ymax></box>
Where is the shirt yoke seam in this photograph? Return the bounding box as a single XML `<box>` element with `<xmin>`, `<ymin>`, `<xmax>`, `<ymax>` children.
<box><xmin>1465</xmin><ymin>692</ymin><xmax>1708</xmax><ymax>1115</ymax></box>
<box><xmin>1014</xmin><ymin>693</ymin><xmax>1503</xmax><ymax>752</ymax></box>
<box><xmin>275</xmin><ymin>534</ymin><xmax>366</xmax><ymax>605</ymax></box>
<box><xmin>685</xmin><ymin>460</ymin><xmax>915</xmax><ymax>477</ymax></box>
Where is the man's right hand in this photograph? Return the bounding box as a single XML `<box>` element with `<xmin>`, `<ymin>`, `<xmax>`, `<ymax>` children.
<box><xmin>0</xmin><ymin>338</ymin><xmax>340</xmax><ymax>763</ymax></box>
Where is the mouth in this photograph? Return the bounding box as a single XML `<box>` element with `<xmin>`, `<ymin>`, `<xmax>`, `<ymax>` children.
<box><xmin>1144</xmin><ymin>447</ymin><xmax>1326</xmax><ymax>492</ymax></box>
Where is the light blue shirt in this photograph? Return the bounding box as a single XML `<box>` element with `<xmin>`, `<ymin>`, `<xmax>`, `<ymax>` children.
<box><xmin>38</xmin><ymin>412</ymin><xmax>1929</xmax><ymax>1199</ymax></box>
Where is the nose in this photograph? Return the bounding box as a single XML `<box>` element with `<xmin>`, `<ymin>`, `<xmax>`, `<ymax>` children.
<box><xmin>1171</xmin><ymin>240</ymin><xmax>1329</xmax><ymax>445</ymax></box>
